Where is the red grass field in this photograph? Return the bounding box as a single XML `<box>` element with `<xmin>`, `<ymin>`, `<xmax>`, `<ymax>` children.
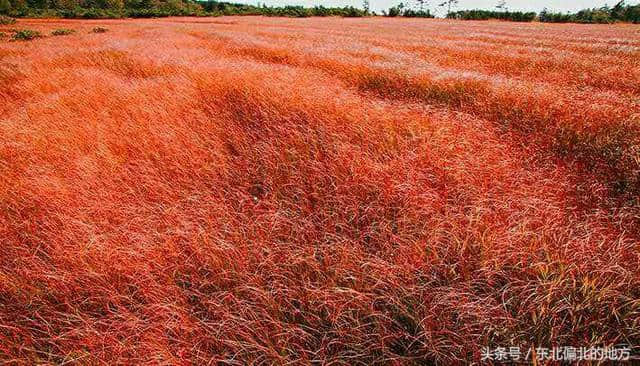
<box><xmin>1</xmin><ymin>16</ymin><xmax>640</xmax><ymax>364</ymax></box>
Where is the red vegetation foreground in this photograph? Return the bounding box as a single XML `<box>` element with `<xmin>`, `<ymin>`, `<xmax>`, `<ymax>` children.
<box><xmin>1</xmin><ymin>17</ymin><xmax>640</xmax><ymax>364</ymax></box>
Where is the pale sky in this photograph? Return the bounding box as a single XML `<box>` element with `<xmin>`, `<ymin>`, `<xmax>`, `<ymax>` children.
<box><xmin>246</xmin><ymin>0</ymin><xmax>639</xmax><ymax>15</ymax></box>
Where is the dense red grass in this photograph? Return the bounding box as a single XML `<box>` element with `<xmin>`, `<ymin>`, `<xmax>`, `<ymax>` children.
<box><xmin>1</xmin><ymin>17</ymin><xmax>640</xmax><ymax>364</ymax></box>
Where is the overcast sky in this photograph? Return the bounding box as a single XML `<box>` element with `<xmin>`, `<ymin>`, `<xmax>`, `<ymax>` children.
<box><xmin>246</xmin><ymin>0</ymin><xmax>638</xmax><ymax>15</ymax></box>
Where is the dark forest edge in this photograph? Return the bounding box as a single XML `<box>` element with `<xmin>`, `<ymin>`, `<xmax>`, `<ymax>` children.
<box><xmin>0</xmin><ymin>0</ymin><xmax>369</xmax><ymax>18</ymax></box>
<box><xmin>448</xmin><ymin>2</ymin><xmax>640</xmax><ymax>23</ymax></box>
<box><xmin>0</xmin><ymin>0</ymin><xmax>638</xmax><ymax>23</ymax></box>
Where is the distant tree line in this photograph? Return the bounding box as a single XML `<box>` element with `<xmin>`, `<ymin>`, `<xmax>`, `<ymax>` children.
<box><xmin>442</xmin><ymin>0</ymin><xmax>640</xmax><ymax>23</ymax></box>
<box><xmin>539</xmin><ymin>1</ymin><xmax>640</xmax><ymax>23</ymax></box>
<box><xmin>0</xmin><ymin>0</ymin><xmax>203</xmax><ymax>18</ymax></box>
<box><xmin>199</xmin><ymin>2</ymin><xmax>367</xmax><ymax>17</ymax></box>
<box><xmin>0</xmin><ymin>0</ymin><xmax>368</xmax><ymax>18</ymax></box>
<box><xmin>384</xmin><ymin>2</ymin><xmax>434</xmax><ymax>17</ymax></box>
<box><xmin>445</xmin><ymin>9</ymin><xmax>536</xmax><ymax>21</ymax></box>
<box><xmin>0</xmin><ymin>0</ymin><xmax>639</xmax><ymax>23</ymax></box>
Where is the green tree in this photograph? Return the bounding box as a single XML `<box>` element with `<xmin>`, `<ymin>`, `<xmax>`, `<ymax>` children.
<box><xmin>0</xmin><ymin>0</ymin><xmax>11</xmax><ymax>13</ymax></box>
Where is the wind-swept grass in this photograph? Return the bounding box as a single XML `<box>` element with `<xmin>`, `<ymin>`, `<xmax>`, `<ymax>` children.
<box><xmin>1</xmin><ymin>16</ymin><xmax>639</xmax><ymax>365</ymax></box>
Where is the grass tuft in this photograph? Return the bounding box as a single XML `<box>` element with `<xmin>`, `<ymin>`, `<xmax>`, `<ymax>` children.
<box><xmin>90</xmin><ymin>26</ymin><xmax>108</xmax><ymax>33</ymax></box>
<box><xmin>51</xmin><ymin>28</ymin><xmax>75</xmax><ymax>36</ymax></box>
<box><xmin>10</xmin><ymin>29</ymin><xmax>42</xmax><ymax>41</ymax></box>
<box><xmin>0</xmin><ymin>15</ymin><xmax>16</xmax><ymax>25</ymax></box>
